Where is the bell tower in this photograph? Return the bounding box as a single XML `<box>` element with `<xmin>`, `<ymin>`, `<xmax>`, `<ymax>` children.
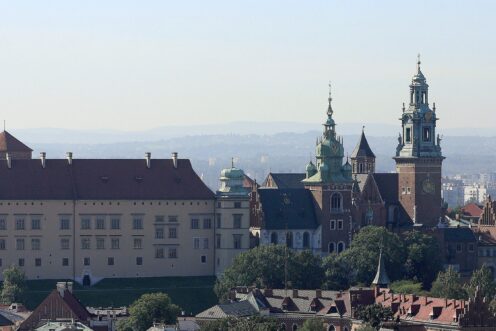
<box><xmin>394</xmin><ymin>57</ymin><xmax>444</xmax><ymax>227</ymax></box>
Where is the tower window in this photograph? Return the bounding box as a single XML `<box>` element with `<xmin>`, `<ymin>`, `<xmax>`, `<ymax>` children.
<box><xmin>331</xmin><ymin>193</ymin><xmax>342</xmax><ymax>212</ymax></box>
<box><xmin>405</xmin><ymin>128</ymin><xmax>411</xmax><ymax>143</ymax></box>
<box><xmin>423</xmin><ymin>127</ymin><xmax>431</xmax><ymax>142</ymax></box>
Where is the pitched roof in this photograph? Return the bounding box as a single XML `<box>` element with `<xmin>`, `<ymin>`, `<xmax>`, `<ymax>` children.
<box><xmin>263</xmin><ymin>173</ymin><xmax>306</xmax><ymax>189</ymax></box>
<box><xmin>462</xmin><ymin>203</ymin><xmax>483</xmax><ymax>217</ymax></box>
<box><xmin>0</xmin><ymin>159</ymin><xmax>214</xmax><ymax>200</ymax></box>
<box><xmin>441</xmin><ymin>227</ymin><xmax>477</xmax><ymax>242</ymax></box>
<box><xmin>257</xmin><ymin>188</ymin><xmax>318</xmax><ymax>230</ymax></box>
<box><xmin>372</xmin><ymin>173</ymin><xmax>399</xmax><ymax>204</ymax></box>
<box><xmin>196</xmin><ymin>300</ymin><xmax>257</xmax><ymax>319</ymax></box>
<box><xmin>351</xmin><ymin>131</ymin><xmax>375</xmax><ymax>158</ymax></box>
<box><xmin>0</xmin><ymin>131</ymin><xmax>32</xmax><ymax>152</ymax></box>
<box><xmin>372</xmin><ymin>251</ymin><xmax>390</xmax><ymax>286</ymax></box>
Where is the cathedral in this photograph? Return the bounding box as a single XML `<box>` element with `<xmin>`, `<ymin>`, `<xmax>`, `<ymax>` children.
<box><xmin>251</xmin><ymin>59</ymin><xmax>445</xmax><ymax>254</ymax></box>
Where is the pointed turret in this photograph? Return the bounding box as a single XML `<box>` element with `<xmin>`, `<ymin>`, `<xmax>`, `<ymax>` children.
<box><xmin>351</xmin><ymin>128</ymin><xmax>375</xmax><ymax>175</ymax></box>
<box><xmin>372</xmin><ymin>250</ymin><xmax>390</xmax><ymax>288</ymax></box>
<box><xmin>0</xmin><ymin>131</ymin><xmax>33</xmax><ymax>160</ymax></box>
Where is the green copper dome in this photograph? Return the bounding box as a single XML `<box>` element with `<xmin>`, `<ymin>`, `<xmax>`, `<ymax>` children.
<box><xmin>220</xmin><ymin>167</ymin><xmax>244</xmax><ymax>180</ymax></box>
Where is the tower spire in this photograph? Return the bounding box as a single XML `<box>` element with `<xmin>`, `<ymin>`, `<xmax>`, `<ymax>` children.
<box><xmin>372</xmin><ymin>248</ymin><xmax>390</xmax><ymax>288</ymax></box>
<box><xmin>327</xmin><ymin>81</ymin><xmax>333</xmax><ymax>117</ymax></box>
<box><xmin>417</xmin><ymin>53</ymin><xmax>421</xmax><ymax>72</ymax></box>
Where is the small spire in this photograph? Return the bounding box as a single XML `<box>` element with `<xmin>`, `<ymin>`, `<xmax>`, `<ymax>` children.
<box><xmin>372</xmin><ymin>248</ymin><xmax>391</xmax><ymax>287</ymax></box>
<box><xmin>327</xmin><ymin>81</ymin><xmax>333</xmax><ymax>117</ymax></box>
<box><xmin>433</xmin><ymin>102</ymin><xmax>436</xmax><ymax>112</ymax></box>
<box><xmin>402</xmin><ymin>102</ymin><xmax>405</xmax><ymax>112</ymax></box>
<box><xmin>417</xmin><ymin>53</ymin><xmax>421</xmax><ymax>72</ymax></box>
<box><xmin>231</xmin><ymin>157</ymin><xmax>234</xmax><ymax>168</ymax></box>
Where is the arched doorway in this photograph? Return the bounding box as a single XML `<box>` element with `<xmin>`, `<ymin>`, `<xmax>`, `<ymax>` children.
<box><xmin>82</xmin><ymin>274</ymin><xmax>91</xmax><ymax>287</ymax></box>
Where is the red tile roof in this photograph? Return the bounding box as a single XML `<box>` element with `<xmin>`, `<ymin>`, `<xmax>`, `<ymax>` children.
<box><xmin>0</xmin><ymin>131</ymin><xmax>32</xmax><ymax>152</ymax></box>
<box><xmin>462</xmin><ymin>203</ymin><xmax>483</xmax><ymax>217</ymax></box>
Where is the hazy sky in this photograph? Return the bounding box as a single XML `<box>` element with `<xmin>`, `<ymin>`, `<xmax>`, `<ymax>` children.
<box><xmin>0</xmin><ymin>1</ymin><xmax>494</xmax><ymax>131</ymax></box>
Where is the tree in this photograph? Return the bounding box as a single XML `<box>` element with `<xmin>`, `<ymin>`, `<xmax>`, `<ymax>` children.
<box><xmin>322</xmin><ymin>253</ymin><xmax>351</xmax><ymax>290</ymax></box>
<box><xmin>389</xmin><ymin>280</ymin><xmax>427</xmax><ymax>296</ymax></box>
<box><xmin>464</xmin><ymin>264</ymin><xmax>496</xmax><ymax>299</ymax></box>
<box><xmin>300</xmin><ymin>318</ymin><xmax>325</xmax><ymax>331</ymax></box>
<box><xmin>403</xmin><ymin>230</ymin><xmax>442</xmax><ymax>288</ymax></box>
<box><xmin>201</xmin><ymin>316</ymin><xmax>284</xmax><ymax>331</ymax></box>
<box><xmin>430</xmin><ymin>267</ymin><xmax>467</xmax><ymax>300</ymax></box>
<box><xmin>117</xmin><ymin>292</ymin><xmax>180</xmax><ymax>331</ymax></box>
<box><xmin>214</xmin><ymin>245</ymin><xmax>324</xmax><ymax>301</ymax></box>
<box><xmin>356</xmin><ymin>325</ymin><xmax>376</xmax><ymax>331</ymax></box>
<box><xmin>1</xmin><ymin>265</ymin><xmax>26</xmax><ymax>304</ymax></box>
<box><xmin>339</xmin><ymin>226</ymin><xmax>406</xmax><ymax>285</ymax></box>
<box><xmin>356</xmin><ymin>304</ymin><xmax>393</xmax><ymax>329</ymax></box>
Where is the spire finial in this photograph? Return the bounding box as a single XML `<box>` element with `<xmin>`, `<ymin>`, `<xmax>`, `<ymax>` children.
<box><xmin>402</xmin><ymin>102</ymin><xmax>405</xmax><ymax>112</ymax></box>
<box><xmin>327</xmin><ymin>81</ymin><xmax>333</xmax><ymax>116</ymax></box>
<box><xmin>231</xmin><ymin>157</ymin><xmax>234</xmax><ymax>168</ymax></box>
<box><xmin>417</xmin><ymin>53</ymin><xmax>421</xmax><ymax>71</ymax></box>
<box><xmin>3</xmin><ymin>120</ymin><xmax>5</xmax><ymax>132</ymax></box>
<box><xmin>433</xmin><ymin>102</ymin><xmax>436</xmax><ymax>112</ymax></box>
<box><xmin>362</xmin><ymin>125</ymin><xmax>365</xmax><ymax>133</ymax></box>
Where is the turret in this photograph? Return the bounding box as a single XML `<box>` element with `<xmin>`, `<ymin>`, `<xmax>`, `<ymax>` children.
<box><xmin>351</xmin><ymin>128</ymin><xmax>375</xmax><ymax>175</ymax></box>
<box><xmin>372</xmin><ymin>249</ymin><xmax>390</xmax><ymax>292</ymax></box>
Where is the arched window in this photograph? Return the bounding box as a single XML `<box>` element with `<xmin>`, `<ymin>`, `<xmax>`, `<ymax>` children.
<box><xmin>328</xmin><ymin>325</ymin><xmax>335</xmax><ymax>331</ymax></box>
<box><xmin>271</xmin><ymin>232</ymin><xmax>278</xmax><ymax>244</ymax></box>
<box><xmin>292</xmin><ymin>324</ymin><xmax>298</xmax><ymax>331</ymax></box>
<box><xmin>337</xmin><ymin>242</ymin><xmax>345</xmax><ymax>253</ymax></box>
<box><xmin>286</xmin><ymin>232</ymin><xmax>293</xmax><ymax>248</ymax></box>
<box><xmin>302</xmin><ymin>232</ymin><xmax>310</xmax><ymax>249</ymax></box>
<box><xmin>358</xmin><ymin>163</ymin><xmax>363</xmax><ymax>173</ymax></box>
<box><xmin>331</xmin><ymin>193</ymin><xmax>342</xmax><ymax>212</ymax></box>
<box><xmin>328</xmin><ymin>242</ymin><xmax>335</xmax><ymax>253</ymax></box>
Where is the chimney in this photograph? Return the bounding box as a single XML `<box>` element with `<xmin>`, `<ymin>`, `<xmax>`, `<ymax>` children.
<box><xmin>145</xmin><ymin>152</ymin><xmax>151</xmax><ymax>169</ymax></box>
<box><xmin>6</xmin><ymin>153</ymin><xmax>11</xmax><ymax>169</ymax></box>
<box><xmin>315</xmin><ymin>289</ymin><xmax>322</xmax><ymax>298</ymax></box>
<box><xmin>56</xmin><ymin>282</ymin><xmax>66</xmax><ymax>297</ymax></box>
<box><xmin>66</xmin><ymin>152</ymin><xmax>73</xmax><ymax>165</ymax></box>
<box><xmin>172</xmin><ymin>152</ymin><xmax>178</xmax><ymax>168</ymax></box>
<box><xmin>40</xmin><ymin>152</ymin><xmax>46</xmax><ymax>168</ymax></box>
<box><xmin>292</xmin><ymin>289</ymin><xmax>298</xmax><ymax>298</ymax></box>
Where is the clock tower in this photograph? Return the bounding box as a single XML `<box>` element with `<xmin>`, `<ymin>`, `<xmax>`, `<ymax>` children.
<box><xmin>394</xmin><ymin>57</ymin><xmax>444</xmax><ymax>227</ymax></box>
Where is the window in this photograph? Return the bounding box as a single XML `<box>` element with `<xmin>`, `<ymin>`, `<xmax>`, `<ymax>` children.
<box><xmin>423</xmin><ymin>127</ymin><xmax>431</xmax><ymax>142</ymax></box>
<box><xmin>133</xmin><ymin>217</ymin><xmax>143</xmax><ymax>230</ymax></box>
<box><xmin>330</xmin><ymin>220</ymin><xmax>336</xmax><ymax>230</ymax></box>
<box><xmin>233</xmin><ymin>214</ymin><xmax>242</xmax><ymax>229</ymax></box>
<box><xmin>303</xmin><ymin>232</ymin><xmax>310</xmax><ymax>249</ymax></box>
<box><xmin>61</xmin><ymin>238</ymin><xmax>70</xmax><ymax>250</ymax></box>
<box><xmin>111</xmin><ymin>238</ymin><xmax>120</xmax><ymax>249</ymax></box>
<box><xmin>18</xmin><ymin>258</ymin><xmax>24</xmax><ymax>267</ymax></box>
<box><xmin>331</xmin><ymin>193</ymin><xmax>342</xmax><ymax>212</ymax></box>
<box><xmin>168</xmin><ymin>215</ymin><xmax>178</xmax><ymax>223</ymax></box>
<box><xmin>168</xmin><ymin>248</ymin><xmax>177</xmax><ymax>259</ymax></box>
<box><xmin>203</xmin><ymin>238</ymin><xmax>209</xmax><ymax>249</ymax></box>
<box><xmin>271</xmin><ymin>232</ymin><xmax>278</xmax><ymax>244</ymax></box>
<box><xmin>0</xmin><ymin>217</ymin><xmax>6</xmax><ymax>230</ymax></box>
<box><xmin>31</xmin><ymin>218</ymin><xmax>41</xmax><ymax>230</ymax></box>
<box><xmin>194</xmin><ymin>238</ymin><xmax>200</xmax><ymax>249</ymax></box>
<box><xmin>337</xmin><ymin>219</ymin><xmax>343</xmax><ymax>230</ymax></box>
<box><xmin>31</xmin><ymin>238</ymin><xmax>41</xmax><ymax>250</ymax></box>
<box><xmin>234</xmin><ymin>202</ymin><xmax>242</xmax><ymax>208</ymax></box>
<box><xmin>82</xmin><ymin>238</ymin><xmax>92</xmax><ymax>250</ymax></box>
<box><xmin>83</xmin><ymin>257</ymin><xmax>90</xmax><ymax>266</ymax></box>
<box><xmin>169</xmin><ymin>227</ymin><xmax>177</xmax><ymax>238</ymax></box>
<box><xmin>337</xmin><ymin>242</ymin><xmax>345</xmax><ymax>253</ymax></box>
<box><xmin>233</xmin><ymin>234</ymin><xmax>242</xmax><ymax>249</ymax></box>
<box><xmin>155</xmin><ymin>215</ymin><xmax>165</xmax><ymax>222</ymax></box>
<box><xmin>155</xmin><ymin>247</ymin><xmax>164</xmax><ymax>259</ymax></box>
<box><xmin>96</xmin><ymin>217</ymin><xmax>105</xmax><ymax>230</ymax></box>
<box><xmin>15</xmin><ymin>218</ymin><xmax>25</xmax><ymax>230</ymax></box>
<box><xmin>216</xmin><ymin>234</ymin><xmax>221</xmax><ymax>248</ymax></box>
<box><xmin>405</xmin><ymin>127</ymin><xmax>411</xmax><ymax>143</ymax></box>
<box><xmin>35</xmin><ymin>258</ymin><xmax>42</xmax><ymax>267</ymax></box>
<box><xmin>108</xmin><ymin>257</ymin><xmax>114</xmax><ymax>266</ymax></box>
<box><xmin>111</xmin><ymin>218</ymin><xmax>120</xmax><ymax>229</ymax></box>
<box><xmin>96</xmin><ymin>237</ymin><xmax>105</xmax><ymax>249</ymax></box>
<box><xmin>407</xmin><ymin>187</ymin><xmax>411</xmax><ymax>194</ymax></box>
<box><xmin>328</xmin><ymin>242</ymin><xmax>335</xmax><ymax>253</ymax></box>
<box><xmin>201</xmin><ymin>255</ymin><xmax>207</xmax><ymax>263</ymax></box>
<box><xmin>191</xmin><ymin>219</ymin><xmax>199</xmax><ymax>229</ymax></box>
<box><xmin>133</xmin><ymin>238</ymin><xmax>142</xmax><ymax>249</ymax></box>
<box><xmin>81</xmin><ymin>218</ymin><xmax>91</xmax><ymax>230</ymax></box>
<box><xmin>16</xmin><ymin>238</ymin><xmax>24</xmax><ymax>250</ymax></box>
<box><xmin>216</xmin><ymin>214</ymin><xmax>221</xmax><ymax>228</ymax></box>
<box><xmin>136</xmin><ymin>257</ymin><xmax>143</xmax><ymax>265</ymax></box>
<box><xmin>286</xmin><ymin>232</ymin><xmax>293</xmax><ymax>248</ymax></box>
<box><xmin>62</xmin><ymin>258</ymin><xmax>69</xmax><ymax>266</ymax></box>
<box><xmin>60</xmin><ymin>218</ymin><xmax>70</xmax><ymax>230</ymax></box>
<box><xmin>155</xmin><ymin>228</ymin><xmax>164</xmax><ymax>239</ymax></box>
<box><xmin>292</xmin><ymin>324</ymin><xmax>298</xmax><ymax>331</ymax></box>
<box><xmin>0</xmin><ymin>239</ymin><xmax>5</xmax><ymax>250</ymax></box>
<box><xmin>456</xmin><ymin>244</ymin><xmax>462</xmax><ymax>253</ymax></box>
<box><xmin>203</xmin><ymin>218</ymin><xmax>212</xmax><ymax>229</ymax></box>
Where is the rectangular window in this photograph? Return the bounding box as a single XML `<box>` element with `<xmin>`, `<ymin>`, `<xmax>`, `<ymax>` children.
<box><xmin>31</xmin><ymin>238</ymin><xmax>41</xmax><ymax>250</ymax></box>
<box><xmin>168</xmin><ymin>248</ymin><xmax>177</xmax><ymax>259</ymax></box>
<box><xmin>407</xmin><ymin>187</ymin><xmax>411</xmax><ymax>194</ymax></box>
<box><xmin>216</xmin><ymin>234</ymin><xmax>221</xmax><ymax>249</ymax></box>
<box><xmin>330</xmin><ymin>220</ymin><xmax>336</xmax><ymax>230</ymax></box>
<box><xmin>405</xmin><ymin>127</ymin><xmax>411</xmax><ymax>143</ymax></box>
<box><xmin>201</xmin><ymin>255</ymin><xmax>207</xmax><ymax>263</ymax></box>
<box><xmin>18</xmin><ymin>258</ymin><xmax>24</xmax><ymax>267</ymax></box>
<box><xmin>111</xmin><ymin>218</ymin><xmax>120</xmax><ymax>230</ymax></box>
<box><xmin>216</xmin><ymin>214</ymin><xmax>221</xmax><ymax>229</ymax></box>
<box><xmin>81</xmin><ymin>218</ymin><xmax>91</xmax><ymax>230</ymax></box>
<box><xmin>62</xmin><ymin>258</ymin><xmax>69</xmax><ymax>266</ymax></box>
<box><xmin>96</xmin><ymin>238</ymin><xmax>105</xmax><ymax>250</ymax></box>
<box><xmin>96</xmin><ymin>217</ymin><xmax>105</xmax><ymax>230</ymax></box>
<box><xmin>203</xmin><ymin>238</ymin><xmax>209</xmax><ymax>249</ymax></box>
<box><xmin>31</xmin><ymin>218</ymin><xmax>41</xmax><ymax>230</ymax></box>
<box><xmin>60</xmin><ymin>218</ymin><xmax>70</xmax><ymax>230</ymax></box>
<box><xmin>155</xmin><ymin>247</ymin><xmax>164</xmax><ymax>259</ymax></box>
<box><xmin>191</xmin><ymin>219</ymin><xmax>199</xmax><ymax>229</ymax></box>
<box><xmin>168</xmin><ymin>215</ymin><xmax>178</xmax><ymax>223</ymax></box>
<box><xmin>203</xmin><ymin>218</ymin><xmax>212</xmax><ymax>229</ymax></box>
<box><xmin>133</xmin><ymin>217</ymin><xmax>143</xmax><ymax>230</ymax></box>
<box><xmin>35</xmin><ymin>258</ymin><xmax>41</xmax><ymax>267</ymax></box>
<box><xmin>133</xmin><ymin>238</ymin><xmax>142</xmax><ymax>249</ymax></box>
<box><xmin>82</xmin><ymin>238</ymin><xmax>91</xmax><ymax>250</ymax></box>
<box><xmin>169</xmin><ymin>227</ymin><xmax>177</xmax><ymax>239</ymax></box>
<box><xmin>16</xmin><ymin>238</ymin><xmax>25</xmax><ymax>250</ymax></box>
<box><xmin>194</xmin><ymin>238</ymin><xmax>200</xmax><ymax>249</ymax></box>
<box><xmin>15</xmin><ymin>218</ymin><xmax>25</xmax><ymax>230</ymax></box>
<box><xmin>155</xmin><ymin>215</ymin><xmax>165</xmax><ymax>222</ymax></box>
<box><xmin>136</xmin><ymin>257</ymin><xmax>143</xmax><ymax>265</ymax></box>
<box><xmin>337</xmin><ymin>220</ymin><xmax>343</xmax><ymax>230</ymax></box>
<box><xmin>234</xmin><ymin>202</ymin><xmax>242</xmax><ymax>208</ymax></box>
<box><xmin>108</xmin><ymin>257</ymin><xmax>114</xmax><ymax>266</ymax></box>
<box><xmin>61</xmin><ymin>238</ymin><xmax>70</xmax><ymax>250</ymax></box>
<box><xmin>233</xmin><ymin>214</ymin><xmax>242</xmax><ymax>229</ymax></box>
<box><xmin>233</xmin><ymin>234</ymin><xmax>242</xmax><ymax>249</ymax></box>
<box><xmin>155</xmin><ymin>228</ymin><xmax>164</xmax><ymax>239</ymax></box>
<box><xmin>83</xmin><ymin>257</ymin><xmax>90</xmax><ymax>266</ymax></box>
<box><xmin>0</xmin><ymin>239</ymin><xmax>5</xmax><ymax>250</ymax></box>
<box><xmin>0</xmin><ymin>217</ymin><xmax>6</xmax><ymax>230</ymax></box>
<box><xmin>111</xmin><ymin>238</ymin><xmax>120</xmax><ymax>249</ymax></box>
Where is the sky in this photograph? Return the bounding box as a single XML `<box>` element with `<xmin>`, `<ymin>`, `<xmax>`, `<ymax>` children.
<box><xmin>0</xmin><ymin>1</ymin><xmax>494</xmax><ymax>131</ymax></box>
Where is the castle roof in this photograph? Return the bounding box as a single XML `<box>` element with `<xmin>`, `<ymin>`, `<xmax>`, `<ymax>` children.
<box><xmin>0</xmin><ymin>131</ymin><xmax>32</xmax><ymax>153</ymax></box>
<box><xmin>263</xmin><ymin>173</ymin><xmax>306</xmax><ymax>189</ymax></box>
<box><xmin>372</xmin><ymin>251</ymin><xmax>391</xmax><ymax>287</ymax></box>
<box><xmin>351</xmin><ymin>131</ymin><xmax>375</xmax><ymax>158</ymax></box>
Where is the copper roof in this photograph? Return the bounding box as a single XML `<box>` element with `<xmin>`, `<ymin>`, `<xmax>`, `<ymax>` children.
<box><xmin>0</xmin><ymin>131</ymin><xmax>32</xmax><ymax>152</ymax></box>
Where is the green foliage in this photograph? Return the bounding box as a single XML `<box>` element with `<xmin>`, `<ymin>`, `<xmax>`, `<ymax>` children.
<box><xmin>339</xmin><ymin>226</ymin><xmax>406</xmax><ymax>284</ymax></box>
<box><xmin>214</xmin><ymin>245</ymin><xmax>324</xmax><ymax>301</ymax></box>
<box><xmin>403</xmin><ymin>230</ymin><xmax>442</xmax><ymax>288</ymax></box>
<box><xmin>117</xmin><ymin>292</ymin><xmax>180</xmax><ymax>331</ymax></box>
<box><xmin>389</xmin><ymin>280</ymin><xmax>427</xmax><ymax>296</ymax></box>
<box><xmin>201</xmin><ymin>316</ymin><xmax>284</xmax><ymax>331</ymax></box>
<box><xmin>356</xmin><ymin>304</ymin><xmax>393</xmax><ymax>329</ymax></box>
<box><xmin>464</xmin><ymin>264</ymin><xmax>496</xmax><ymax>299</ymax></box>
<box><xmin>430</xmin><ymin>266</ymin><xmax>467</xmax><ymax>300</ymax></box>
<box><xmin>299</xmin><ymin>318</ymin><xmax>324</xmax><ymax>331</ymax></box>
<box><xmin>356</xmin><ymin>325</ymin><xmax>376</xmax><ymax>331</ymax></box>
<box><xmin>1</xmin><ymin>265</ymin><xmax>26</xmax><ymax>304</ymax></box>
<box><xmin>322</xmin><ymin>253</ymin><xmax>351</xmax><ymax>290</ymax></box>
